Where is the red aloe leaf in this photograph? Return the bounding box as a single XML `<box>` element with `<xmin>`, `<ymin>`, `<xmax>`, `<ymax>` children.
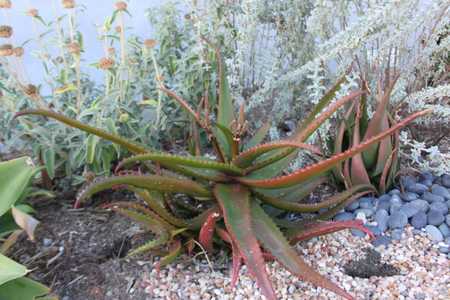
<box><xmin>15</xmin><ymin>109</ymin><xmax>149</xmax><ymax>154</ymax></box>
<box><xmin>295</xmin><ymin>90</ymin><xmax>365</xmax><ymax>142</ymax></box>
<box><xmin>234</xmin><ymin>141</ymin><xmax>322</xmax><ymax>168</ymax></box>
<box><xmin>237</xmin><ymin>109</ymin><xmax>431</xmax><ymax>189</ymax></box>
<box><xmin>251</xmin><ymin>202</ymin><xmax>355</xmax><ymax>300</ymax></box>
<box><xmin>199</xmin><ymin>211</ymin><xmax>222</xmax><ymax>253</ymax></box>
<box><xmin>372</xmin><ymin>114</ymin><xmax>393</xmax><ymax>176</ymax></box>
<box><xmin>254</xmin><ymin>184</ymin><xmax>374</xmax><ymax>213</ymax></box>
<box><xmin>379</xmin><ymin>145</ymin><xmax>398</xmax><ymax>194</ymax></box>
<box><xmin>333</xmin><ymin>102</ymin><xmax>356</xmax><ymax>183</ymax></box>
<box><xmin>288</xmin><ymin>220</ymin><xmax>374</xmax><ymax>243</ymax></box>
<box><xmin>350</xmin><ymin>102</ymin><xmax>371</xmax><ymax>186</ymax></box>
<box><xmin>214</xmin><ymin>184</ymin><xmax>276</xmax><ymax>300</ymax></box>
<box><xmin>217</xmin><ymin>228</ymin><xmax>242</xmax><ymax>288</ymax></box>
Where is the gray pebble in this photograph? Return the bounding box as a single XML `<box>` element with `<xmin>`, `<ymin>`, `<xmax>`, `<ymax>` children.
<box><xmin>410</xmin><ymin>199</ymin><xmax>429</xmax><ymax>213</ymax></box>
<box><xmin>43</xmin><ymin>238</ymin><xmax>52</xmax><ymax>247</ymax></box>
<box><xmin>359</xmin><ymin>197</ymin><xmax>375</xmax><ymax>209</ymax></box>
<box><xmin>350</xmin><ymin>229</ymin><xmax>366</xmax><ymax>238</ymax></box>
<box><xmin>346</xmin><ymin>200</ymin><xmax>359</xmax><ymax>211</ymax></box>
<box><xmin>407</xmin><ymin>183</ymin><xmax>429</xmax><ymax>194</ymax></box>
<box><xmin>420</xmin><ymin>179</ymin><xmax>433</xmax><ymax>187</ymax></box>
<box><xmin>390</xmin><ymin>203</ymin><xmax>402</xmax><ymax>215</ymax></box>
<box><xmin>390</xmin><ymin>194</ymin><xmax>403</xmax><ymax>206</ymax></box>
<box><xmin>401</xmin><ymin>192</ymin><xmax>418</xmax><ymax>202</ymax></box>
<box><xmin>423</xmin><ymin>191</ymin><xmax>445</xmax><ymax>203</ymax></box>
<box><xmin>389</xmin><ymin>188</ymin><xmax>401</xmax><ymax>195</ymax></box>
<box><xmin>431</xmin><ymin>184</ymin><xmax>450</xmax><ymax>200</ymax></box>
<box><xmin>446</xmin><ymin>200</ymin><xmax>450</xmax><ymax>209</ymax></box>
<box><xmin>401</xmin><ymin>176</ymin><xmax>416</xmax><ymax>188</ymax></box>
<box><xmin>391</xmin><ymin>229</ymin><xmax>403</xmax><ymax>240</ymax></box>
<box><xmin>427</xmin><ymin>209</ymin><xmax>445</xmax><ymax>226</ymax></box>
<box><xmin>371</xmin><ymin>235</ymin><xmax>392</xmax><ymax>248</ymax></box>
<box><xmin>411</xmin><ymin>212</ymin><xmax>427</xmax><ymax>229</ymax></box>
<box><xmin>365</xmin><ymin>225</ymin><xmax>382</xmax><ymax>236</ymax></box>
<box><xmin>375</xmin><ymin>209</ymin><xmax>389</xmax><ymax>232</ymax></box>
<box><xmin>438</xmin><ymin>223</ymin><xmax>450</xmax><ymax>238</ymax></box>
<box><xmin>420</xmin><ymin>172</ymin><xmax>434</xmax><ymax>182</ymax></box>
<box><xmin>388</xmin><ymin>211</ymin><xmax>408</xmax><ymax>229</ymax></box>
<box><xmin>430</xmin><ymin>201</ymin><xmax>449</xmax><ymax>215</ymax></box>
<box><xmin>446</xmin><ymin>214</ymin><xmax>450</xmax><ymax>226</ymax></box>
<box><xmin>354</xmin><ymin>208</ymin><xmax>374</xmax><ymax>218</ymax></box>
<box><xmin>425</xmin><ymin>225</ymin><xmax>444</xmax><ymax>242</ymax></box>
<box><xmin>438</xmin><ymin>245</ymin><xmax>449</xmax><ymax>254</ymax></box>
<box><xmin>445</xmin><ymin>237</ymin><xmax>450</xmax><ymax>245</ymax></box>
<box><xmin>377</xmin><ymin>195</ymin><xmax>391</xmax><ymax>211</ymax></box>
<box><xmin>335</xmin><ymin>212</ymin><xmax>354</xmax><ymax>221</ymax></box>
<box><xmin>442</xmin><ymin>174</ymin><xmax>450</xmax><ymax>188</ymax></box>
<box><xmin>400</xmin><ymin>203</ymin><xmax>420</xmax><ymax>218</ymax></box>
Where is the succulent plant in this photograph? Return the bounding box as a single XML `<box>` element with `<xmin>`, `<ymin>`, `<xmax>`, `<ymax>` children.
<box><xmin>16</xmin><ymin>56</ymin><xmax>430</xmax><ymax>299</ymax></box>
<box><xmin>333</xmin><ymin>76</ymin><xmax>404</xmax><ymax>194</ymax></box>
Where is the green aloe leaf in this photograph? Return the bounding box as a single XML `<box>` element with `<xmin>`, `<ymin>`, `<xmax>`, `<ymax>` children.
<box><xmin>243</xmin><ymin>121</ymin><xmax>271</xmax><ymax>151</ymax></box>
<box><xmin>75</xmin><ymin>175</ymin><xmax>212</xmax><ymax>207</ymax></box>
<box><xmin>217</xmin><ymin>56</ymin><xmax>235</xmax><ymax>129</ymax></box>
<box><xmin>15</xmin><ymin>110</ymin><xmax>150</xmax><ymax>154</ymax></box>
<box><xmin>214</xmin><ymin>184</ymin><xmax>276</xmax><ymax>300</ymax></box>
<box><xmin>251</xmin><ymin>203</ymin><xmax>354</xmax><ymax>300</ymax></box>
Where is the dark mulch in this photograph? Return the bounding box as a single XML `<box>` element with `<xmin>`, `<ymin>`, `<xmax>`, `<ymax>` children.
<box><xmin>343</xmin><ymin>248</ymin><xmax>399</xmax><ymax>278</ymax></box>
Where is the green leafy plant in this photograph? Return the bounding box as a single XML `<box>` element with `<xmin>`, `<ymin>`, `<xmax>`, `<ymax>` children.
<box><xmin>333</xmin><ymin>76</ymin><xmax>402</xmax><ymax>194</ymax></box>
<box><xmin>16</xmin><ymin>56</ymin><xmax>430</xmax><ymax>299</ymax></box>
<box><xmin>0</xmin><ymin>157</ymin><xmax>56</xmax><ymax>300</ymax></box>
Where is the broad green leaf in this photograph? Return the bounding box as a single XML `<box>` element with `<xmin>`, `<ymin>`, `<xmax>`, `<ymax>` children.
<box><xmin>214</xmin><ymin>184</ymin><xmax>276</xmax><ymax>300</ymax></box>
<box><xmin>243</xmin><ymin>121</ymin><xmax>271</xmax><ymax>151</ymax></box>
<box><xmin>86</xmin><ymin>134</ymin><xmax>99</xmax><ymax>164</ymax></box>
<box><xmin>0</xmin><ymin>157</ymin><xmax>36</xmax><ymax>217</ymax></box>
<box><xmin>0</xmin><ymin>254</ymin><xmax>28</xmax><ymax>286</ymax></box>
<box><xmin>217</xmin><ymin>56</ymin><xmax>234</xmax><ymax>129</ymax></box>
<box><xmin>42</xmin><ymin>148</ymin><xmax>55</xmax><ymax>179</ymax></box>
<box><xmin>0</xmin><ymin>276</ymin><xmax>51</xmax><ymax>300</ymax></box>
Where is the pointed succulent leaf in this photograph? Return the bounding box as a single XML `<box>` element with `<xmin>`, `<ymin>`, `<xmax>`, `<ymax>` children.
<box><xmin>237</xmin><ymin>109</ymin><xmax>431</xmax><ymax>189</ymax></box>
<box><xmin>216</xmin><ymin>228</ymin><xmax>242</xmax><ymax>288</ymax></box>
<box><xmin>255</xmin><ymin>184</ymin><xmax>374</xmax><ymax>213</ymax></box>
<box><xmin>75</xmin><ymin>175</ymin><xmax>212</xmax><ymax>207</ymax></box>
<box><xmin>127</xmin><ymin>235</ymin><xmax>169</xmax><ymax>257</ymax></box>
<box><xmin>116</xmin><ymin>152</ymin><xmax>243</xmax><ymax>176</ymax></box>
<box><xmin>243</xmin><ymin>121</ymin><xmax>271</xmax><ymax>151</ymax></box>
<box><xmin>217</xmin><ymin>55</ymin><xmax>235</xmax><ymax>129</ymax></box>
<box><xmin>15</xmin><ymin>110</ymin><xmax>149</xmax><ymax>154</ymax></box>
<box><xmin>214</xmin><ymin>184</ymin><xmax>276</xmax><ymax>300</ymax></box>
<box><xmin>251</xmin><ymin>202</ymin><xmax>354</xmax><ymax>300</ymax></box>
<box><xmin>155</xmin><ymin>240</ymin><xmax>182</xmax><ymax>271</ymax></box>
<box><xmin>350</xmin><ymin>103</ymin><xmax>371</xmax><ymax>186</ymax></box>
<box><xmin>233</xmin><ymin>141</ymin><xmax>322</xmax><ymax>169</ymax></box>
<box><xmin>109</xmin><ymin>204</ymin><xmax>173</xmax><ymax>233</ymax></box>
<box><xmin>199</xmin><ymin>211</ymin><xmax>221</xmax><ymax>253</ymax></box>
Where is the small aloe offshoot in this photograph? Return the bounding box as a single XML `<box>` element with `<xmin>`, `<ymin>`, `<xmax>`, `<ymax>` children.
<box><xmin>333</xmin><ymin>75</ymin><xmax>404</xmax><ymax>194</ymax></box>
<box><xmin>16</xmin><ymin>52</ymin><xmax>431</xmax><ymax>299</ymax></box>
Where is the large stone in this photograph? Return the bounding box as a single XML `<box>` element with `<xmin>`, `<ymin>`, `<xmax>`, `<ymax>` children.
<box><xmin>391</xmin><ymin>229</ymin><xmax>403</xmax><ymax>240</ymax></box>
<box><xmin>376</xmin><ymin>195</ymin><xmax>391</xmax><ymax>211</ymax></box>
<box><xmin>427</xmin><ymin>209</ymin><xmax>445</xmax><ymax>226</ymax></box>
<box><xmin>388</xmin><ymin>212</ymin><xmax>408</xmax><ymax>229</ymax></box>
<box><xmin>375</xmin><ymin>209</ymin><xmax>389</xmax><ymax>232</ymax></box>
<box><xmin>431</xmin><ymin>184</ymin><xmax>450</xmax><ymax>200</ymax></box>
<box><xmin>390</xmin><ymin>203</ymin><xmax>402</xmax><ymax>215</ymax></box>
<box><xmin>335</xmin><ymin>212</ymin><xmax>354</xmax><ymax>221</ymax></box>
<box><xmin>400</xmin><ymin>192</ymin><xmax>418</xmax><ymax>202</ymax></box>
<box><xmin>390</xmin><ymin>194</ymin><xmax>403</xmax><ymax>206</ymax></box>
<box><xmin>446</xmin><ymin>214</ymin><xmax>450</xmax><ymax>226</ymax></box>
<box><xmin>410</xmin><ymin>199</ymin><xmax>429</xmax><ymax>213</ymax></box>
<box><xmin>419</xmin><ymin>172</ymin><xmax>434</xmax><ymax>182</ymax></box>
<box><xmin>365</xmin><ymin>225</ymin><xmax>382</xmax><ymax>236</ymax></box>
<box><xmin>359</xmin><ymin>197</ymin><xmax>375</xmax><ymax>209</ymax></box>
<box><xmin>346</xmin><ymin>200</ymin><xmax>360</xmax><ymax>212</ymax></box>
<box><xmin>422</xmin><ymin>191</ymin><xmax>445</xmax><ymax>203</ymax></box>
<box><xmin>425</xmin><ymin>225</ymin><xmax>444</xmax><ymax>242</ymax></box>
<box><xmin>438</xmin><ymin>223</ymin><xmax>450</xmax><ymax>238</ymax></box>
<box><xmin>411</xmin><ymin>212</ymin><xmax>427</xmax><ymax>229</ymax></box>
<box><xmin>400</xmin><ymin>203</ymin><xmax>420</xmax><ymax>218</ymax></box>
<box><xmin>442</xmin><ymin>174</ymin><xmax>450</xmax><ymax>188</ymax></box>
<box><xmin>407</xmin><ymin>183</ymin><xmax>429</xmax><ymax>194</ymax></box>
<box><xmin>430</xmin><ymin>201</ymin><xmax>449</xmax><ymax>215</ymax></box>
<box><xmin>354</xmin><ymin>208</ymin><xmax>374</xmax><ymax>218</ymax></box>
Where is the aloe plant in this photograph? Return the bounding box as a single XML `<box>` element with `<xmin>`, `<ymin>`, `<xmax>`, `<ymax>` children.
<box><xmin>16</xmin><ymin>55</ymin><xmax>430</xmax><ymax>299</ymax></box>
<box><xmin>333</xmin><ymin>76</ymin><xmax>404</xmax><ymax>194</ymax></box>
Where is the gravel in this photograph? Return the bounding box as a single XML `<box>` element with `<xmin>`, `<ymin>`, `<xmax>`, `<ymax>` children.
<box><xmin>139</xmin><ymin>227</ymin><xmax>449</xmax><ymax>299</ymax></box>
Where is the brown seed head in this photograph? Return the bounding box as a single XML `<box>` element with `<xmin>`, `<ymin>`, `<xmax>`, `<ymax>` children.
<box><xmin>0</xmin><ymin>25</ymin><xmax>12</xmax><ymax>38</ymax></box>
<box><xmin>144</xmin><ymin>39</ymin><xmax>157</xmax><ymax>49</ymax></box>
<box><xmin>13</xmin><ymin>47</ymin><xmax>24</xmax><ymax>57</ymax></box>
<box><xmin>67</xmin><ymin>42</ymin><xmax>81</xmax><ymax>54</ymax></box>
<box><xmin>0</xmin><ymin>43</ymin><xmax>13</xmax><ymax>56</ymax></box>
<box><xmin>62</xmin><ymin>0</ymin><xmax>75</xmax><ymax>9</ymax></box>
<box><xmin>0</xmin><ymin>0</ymin><xmax>12</xmax><ymax>9</ymax></box>
<box><xmin>24</xmin><ymin>84</ymin><xmax>38</xmax><ymax>97</ymax></box>
<box><xmin>115</xmin><ymin>26</ymin><xmax>122</xmax><ymax>33</ymax></box>
<box><xmin>107</xmin><ymin>47</ymin><xmax>115</xmax><ymax>57</ymax></box>
<box><xmin>115</xmin><ymin>1</ymin><xmax>127</xmax><ymax>11</ymax></box>
<box><xmin>27</xmin><ymin>8</ymin><xmax>39</xmax><ymax>17</ymax></box>
<box><xmin>98</xmin><ymin>57</ymin><xmax>114</xmax><ymax>70</ymax></box>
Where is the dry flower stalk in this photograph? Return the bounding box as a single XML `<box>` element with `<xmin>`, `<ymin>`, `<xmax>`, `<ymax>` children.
<box><xmin>27</xmin><ymin>8</ymin><xmax>39</xmax><ymax>17</ymax></box>
<box><xmin>67</xmin><ymin>42</ymin><xmax>81</xmax><ymax>55</ymax></box>
<box><xmin>13</xmin><ymin>47</ymin><xmax>24</xmax><ymax>57</ymax></box>
<box><xmin>0</xmin><ymin>25</ymin><xmax>13</xmax><ymax>38</ymax></box>
<box><xmin>144</xmin><ymin>39</ymin><xmax>157</xmax><ymax>49</ymax></box>
<box><xmin>115</xmin><ymin>1</ymin><xmax>127</xmax><ymax>11</ymax></box>
<box><xmin>0</xmin><ymin>43</ymin><xmax>13</xmax><ymax>56</ymax></box>
<box><xmin>62</xmin><ymin>0</ymin><xmax>75</xmax><ymax>9</ymax></box>
<box><xmin>98</xmin><ymin>57</ymin><xmax>114</xmax><ymax>70</ymax></box>
<box><xmin>0</xmin><ymin>0</ymin><xmax>12</xmax><ymax>9</ymax></box>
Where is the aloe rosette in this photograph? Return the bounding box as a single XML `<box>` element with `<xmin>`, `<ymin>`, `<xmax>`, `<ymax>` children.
<box><xmin>16</xmin><ymin>56</ymin><xmax>430</xmax><ymax>299</ymax></box>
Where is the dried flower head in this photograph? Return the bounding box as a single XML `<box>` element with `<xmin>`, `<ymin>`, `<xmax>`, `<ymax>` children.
<box><xmin>115</xmin><ymin>1</ymin><xmax>127</xmax><ymax>11</ymax></box>
<box><xmin>144</xmin><ymin>39</ymin><xmax>157</xmax><ymax>49</ymax></box>
<box><xmin>98</xmin><ymin>57</ymin><xmax>114</xmax><ymax>70</ymax></box>
<box><xmin>67</xmin><ymin>42</ymin><xmax>80</xmax><ymax>54</ymax></box>
<box><xmin>115</xmin><ymin>26</ymin><xmax>122</xmax><ymax>33</ymax></box>
<box><xmin>107</xmin><ymin>47</ymin><xmax>115</xmax><ymax>57</ymax></box>
<box><xmin>27</xmin><ymin>8</ymin><xmax>39</xmax><ymax>17</ymax></box>
<box><xmin>13</xmin><ymin>46</ymin><xmax>24</xmax><ymax>57</ymax></box>
<box><xmin>0</xmin><ymin>43</ymin><xmax>13</xmax><ymax>56</ymax></box>
<box><xmin>0</xmin><ymin>25</ymin><xmax>12</xmax><ymax>38</ymax></box>
<box><xmin>0</xmin><ymin>0</ymin><xmax>12</xmax><ymax>9</ymax></box>
<box><xmin>62</xmin><ymin>0</ymin><xmax>75</xmax><ymax>9</ymax></box>
<box><xmin>24</xmin><ymin>84</ymin><xmax>38</xmax><ymax>97</ymax></box>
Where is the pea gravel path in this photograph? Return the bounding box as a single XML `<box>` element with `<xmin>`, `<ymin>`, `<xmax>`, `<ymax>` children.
<box><xmin>128</xmin><ymin>226</ymin><xmax>449</xmax><ymax>300</ymax></box>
